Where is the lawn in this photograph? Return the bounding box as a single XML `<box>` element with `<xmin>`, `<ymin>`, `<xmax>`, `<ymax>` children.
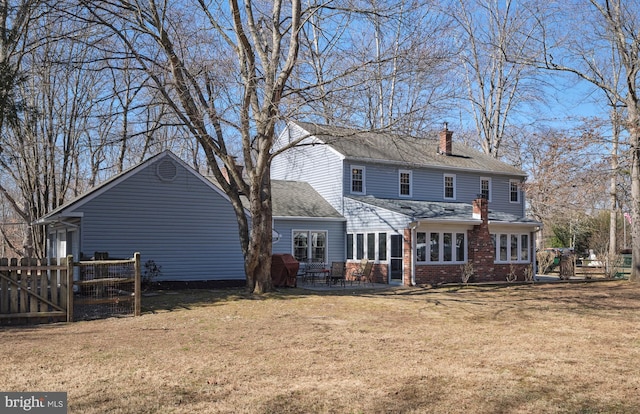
<box><xmin>1</xmin><ymin>281</ymin><xmax>639</xmax><ymax>413</ymax></box>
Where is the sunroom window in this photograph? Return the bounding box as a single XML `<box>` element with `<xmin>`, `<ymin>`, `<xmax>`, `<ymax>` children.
<box><xmin>492</xmin><ymin>233</ymin><xmax>530</xmax><ymax>263</ymax></box>
<box><xmin>417</xmin><ymin>231</ymin><xmax>466</xmax><ymax>264</ymax></box>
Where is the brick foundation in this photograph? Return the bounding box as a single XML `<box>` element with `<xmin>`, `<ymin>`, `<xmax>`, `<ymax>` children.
<box><xmin>413</xmin><ymin>262</ymin><xmax>531</xmax><ymax>285</ymax></box>
<box><xmin>345</xmin><ymin>261</ymin><xmax>388</xmax><ymax>284</ymax></box>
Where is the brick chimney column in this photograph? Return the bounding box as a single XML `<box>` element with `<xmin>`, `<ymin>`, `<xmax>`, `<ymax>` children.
<box><xmin>472</xmin><ymin>198</ymin><xmax>488</xmax><ymax>221</ymax></box>
<box><xmin>439</xmin><ymin>123</ymin><xmax>453</xmax><ymax>155</ymax></box>
<box><xmin>468</xmin><ymin>197</ymin><xmax>495</xmax><ymax>281</ymax></box>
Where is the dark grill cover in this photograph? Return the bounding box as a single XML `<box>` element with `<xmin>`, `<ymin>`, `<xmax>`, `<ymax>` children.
<box><xmin>271</xmin><ymin>254</ymin><xmax>299</xmax><ymax>287</ymax></box>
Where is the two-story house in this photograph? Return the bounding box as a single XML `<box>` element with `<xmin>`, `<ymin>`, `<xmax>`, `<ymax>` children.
<box><xmin>35</xmin><ymin>121</ymin><xmax>540</xmax><ymax>287</ymax></box>
<box><xmin>272</xmin><ymin>121</ymin><xmax>541</xmax><ymax>285</ymax></box>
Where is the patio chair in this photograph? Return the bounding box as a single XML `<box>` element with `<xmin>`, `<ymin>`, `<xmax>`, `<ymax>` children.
<box><xmin>328</xmin><ymin>261</ymin><xmax>346</xmax><ymax>287</ymax></box>
<box><xmin>351</xmin><ymin>259</ymin><xmax>374</xmax><ymax>286</ymax></box>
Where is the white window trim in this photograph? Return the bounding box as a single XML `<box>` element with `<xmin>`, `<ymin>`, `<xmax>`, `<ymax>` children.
<box><xmin>443</xmin><ymin>173</ymin><xmax>456</xmax><ymax>200</ymax></box>
<box><xmin>347</xmin><ymin>231</ymin><xmax>389</xmax><ymax>263</ymax></box>
<box><xmin>292</xmin><ymin>230</ymin><xmax>328</xmax><ymax>263</ymax></box>
<box><xmin>509</xmin><ymin>179</ymin><xmax>521</xmax><ymax>204</ymax></box>
<box><xmin>350</xmin><ymin>165</ymin><xmax>366</xmax><ymax>195</ymax></box>
<box><xmin>492</xmin><ymin>232</ymin><xmax>530</xmax><ymax>263</ymax></box>
<box><xmin>416</xmin><ymin>230</ymin><xmax>467</xmax><ymax>264</ymax></box>
<box><xmin>399</xmin><ymin>169</ymin><xmax>412</xmax><ymax>197</ymax></box>
<box><xmin>480</xmin><ymin>177</ymin><xmax>492</xmax><ymax>202</ymax></box>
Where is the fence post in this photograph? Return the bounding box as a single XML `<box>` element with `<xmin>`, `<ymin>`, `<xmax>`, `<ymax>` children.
<box><xmin>66</xmin><ymin>255</ymin><xmax>74</xmax><ymax>322</ymax></box>
<box><xmin>134</xmin><ymin>252</ymin><xmax>141</xmax><ymax>317</ymax></box>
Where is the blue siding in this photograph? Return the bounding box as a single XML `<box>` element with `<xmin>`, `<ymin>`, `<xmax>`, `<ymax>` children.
<box><xmin>75</xmin><ymin>155</ymin><xmax>246</xmax><ymax>281</ymax></box>
<box><xmin>273</xmin><ymin>218</ymin><xmax>346</xmax><ymax>263</ymax></box>
<box><xmin>341</xmin><ymin>162</ymin><xmax>525</xmax><ymax>217</ymax></box>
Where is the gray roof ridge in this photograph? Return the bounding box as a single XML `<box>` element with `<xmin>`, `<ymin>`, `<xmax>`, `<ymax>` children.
<box><xmin>291</xmin><ymin>121</ymin><xmax>526</xmax><ymax>177</ymax></box>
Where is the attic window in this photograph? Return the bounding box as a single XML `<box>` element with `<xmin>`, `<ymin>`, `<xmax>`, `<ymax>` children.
<box><xmin>156</xmin><ymin>159</ymin><xmax>177</xmax><ymax>182</ymax></box>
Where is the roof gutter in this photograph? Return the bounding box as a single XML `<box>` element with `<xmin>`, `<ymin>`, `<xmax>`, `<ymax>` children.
<box><xmin>487</xmin><ymin>220</ymin><xmax>543</xmax><ymax>229</ymax></box>
<box><xmin>272</xmin><ymin>216</ymin><xmax>346</xmax><ymax>221</ymax></box>
<box><xmin>33</xmin><ymin>212</ymin><xmax>83</xmax><ymax>226</ymax></box>
<box><xmin>412</xmin><ymin>218</ymin><xmax>482</xmax><ymax>226</ymax></box>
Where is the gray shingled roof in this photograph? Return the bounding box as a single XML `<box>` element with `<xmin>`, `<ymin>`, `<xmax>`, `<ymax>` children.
<box><xmin>272</xmin><ymin>180</ymin><xmax>344</xmax><ymax>219</ymax></box>
<box><xmin>215</xmin><ymin>178</ymin><xmax>343</xmax><ymax>219</ymax></box>
<box><xmin>293</xmin><ymin>121</ymin><xmax>525</xmax><ymax>176</ymax></box>
<box><xmin>347</xmin><ymin>195</ymin><xmax>541</xmax><ymax>224</ymax></box>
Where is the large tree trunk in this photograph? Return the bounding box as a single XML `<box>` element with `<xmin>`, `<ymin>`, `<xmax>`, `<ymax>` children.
<box><xmin>244</xmin><ymin>173</ymin><xmax>274</xmax><ymax>294</ymax></box>
<box><xmin>609</xmin><ymin>110</ymin><xmax>620</xmax><ymax>260</ymax></box>
<box><xmin>629</xmin><ymin>118</ymin><xmax>640</xmax><ymax>283</ymax></box>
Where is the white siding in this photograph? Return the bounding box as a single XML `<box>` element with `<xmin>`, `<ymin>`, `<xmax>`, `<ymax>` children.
<box><xmin>344</xmin><ymin>197</ymin><xmax>411</xmax><ymax>233</ymax></box>
<box><xmin>272</xmin><ymin>124</ymin><xmax>345</xmax><ymax>213</ymax></box>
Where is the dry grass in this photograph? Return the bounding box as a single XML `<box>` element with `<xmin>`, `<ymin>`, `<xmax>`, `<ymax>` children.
<box><xmin>2</xmin><ymin>281</ymin><xmax>640</xmax><ymax>413</ymax></box>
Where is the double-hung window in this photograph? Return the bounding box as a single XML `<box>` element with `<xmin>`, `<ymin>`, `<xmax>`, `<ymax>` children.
<box><xmin>399</xmin><ymin>170</ymin><xmax>412</xmax><ymax>197</ymax></box>
<box><xmin>481</xmin><ymin>177</ymin><xmax>491</xmax><ymax>201</ymax></box>
<box><xmin>444</xmin><ymin>174</ymin><xmax>456</xmax><ymax>200</ymax></box>
<box><xmin>351</xmin><ymin>166</ymin><xmax>365</xmax><ymax>194</ymax></box>
<box><xmin>509</xmin><ymin>180</ymin><xmax>520</xmax><ymax>203</ymax></box>
<box><xmin>293</xmin><ymin>230</ymin><xmax>327</xmax><ymax>263</ymax></box>
<box><xmin>417</xmin><ymin>231</ymin><xmax>466</xmax><ymax>263</ymax></box>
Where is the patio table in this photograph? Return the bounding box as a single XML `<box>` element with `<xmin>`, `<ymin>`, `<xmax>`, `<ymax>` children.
<box><xmin>304</xmin><ymin>267</ymin><xmax>330</xmax><ymax>285</ymax></box>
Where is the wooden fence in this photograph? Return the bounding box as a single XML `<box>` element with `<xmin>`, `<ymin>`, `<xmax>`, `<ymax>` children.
<box><xmin>73</xmin><ymin>253</ymin><xmax>141</xmax><ymax>321</ymax></box>
<box><xmin>0</xmin><ymin>256</ymin><xmax>73</xmax><ymax>325</ymax></box>
<box><xmin>0</xmin><ymin>253</ymin><xmax>141</xmax><ymax>325</ymax></box>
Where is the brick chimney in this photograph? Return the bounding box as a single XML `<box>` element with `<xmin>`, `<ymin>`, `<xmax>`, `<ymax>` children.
<box><xmin>472</xmin><ymin>197</ymin><xmax>488</xmax><ymax>222</ymax></box>
<box><xmin>439</xmin><ymin>122</ymin><xmax>453</xmax><ymax>156</ymax></box>
<box><xmin>468</xmin><ymin>197</ymin><xmax>495</xmax><ymax>281</ymax></box>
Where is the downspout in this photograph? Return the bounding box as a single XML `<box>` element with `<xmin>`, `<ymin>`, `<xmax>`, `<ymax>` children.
<box><xmin>533</xmin><ymin>227</ymin><xmax>539</xmax><ymax>277</ymax></box>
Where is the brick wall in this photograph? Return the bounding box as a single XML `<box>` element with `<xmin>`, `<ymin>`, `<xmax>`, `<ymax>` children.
<box><xmin>345</xmin><ymin>261</ymin><xmax>388</xmax><ymax>284</ymax></box>
<box><xmin>467</xmin><ymin>198</ymin><xmax>497</xmax><ymax>282</ymax></box>
<box><xmin>346</xmin><ymin>197</ymin><xmax>533</xmax><ymax>286</ymax></box>
<box><xmin>411</xmin><ymin>198</ymin><xmax>532</xmax><ymax>285</ymax></box>
<box><xmin>413</xmin><ymin>262</ymin><xmax>531</xmax><ymax>285</ymax></box>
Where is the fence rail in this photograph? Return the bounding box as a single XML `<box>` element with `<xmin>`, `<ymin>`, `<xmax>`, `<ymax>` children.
<box><xmin>73</xmin><ymin>253</ymin><xmax>141</xmax><ymax>321</ymax></box>
<box><xmin>0</xmin><ymin>253</ymin><xmax>140</xmax><ymax>325</ymax></box>
<box><xmin>0</xmin><ymin>257</ymin><xmax>73</xmax><ymax>325</ymax></box>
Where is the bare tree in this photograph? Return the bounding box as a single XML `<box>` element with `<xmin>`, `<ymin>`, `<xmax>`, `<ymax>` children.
<box><xmin>516</xmin><ymin>125</ymin><xmax>609</xmax><ymax>248</ymax></box>
<box><xmin>448</xmin><ymin>0</ymin><xmax>541</xmax><ymax>158</ymax></box>
<box><xmin>0</xmin><ymin>6</ymin><xmax>105</xmax><ymax>258</ymax></box>
<box><xmin>81</xmin><ymin>0</ymin><xmax>306</xmax><ymax>293</ymax></box>
<box><xmin>297</xmin><ymin>0</ymin><xmax>455</xmax><ymax>133</ymax></box>
<box><xmin>0</xmin><ymin>0</ymin><xmax>47</xmax><ymax>256</ymax></box>
<box><xmin>529</xmin><ymin>0</ymin><xmax>640</xmax><ymax>281</ymax></box>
